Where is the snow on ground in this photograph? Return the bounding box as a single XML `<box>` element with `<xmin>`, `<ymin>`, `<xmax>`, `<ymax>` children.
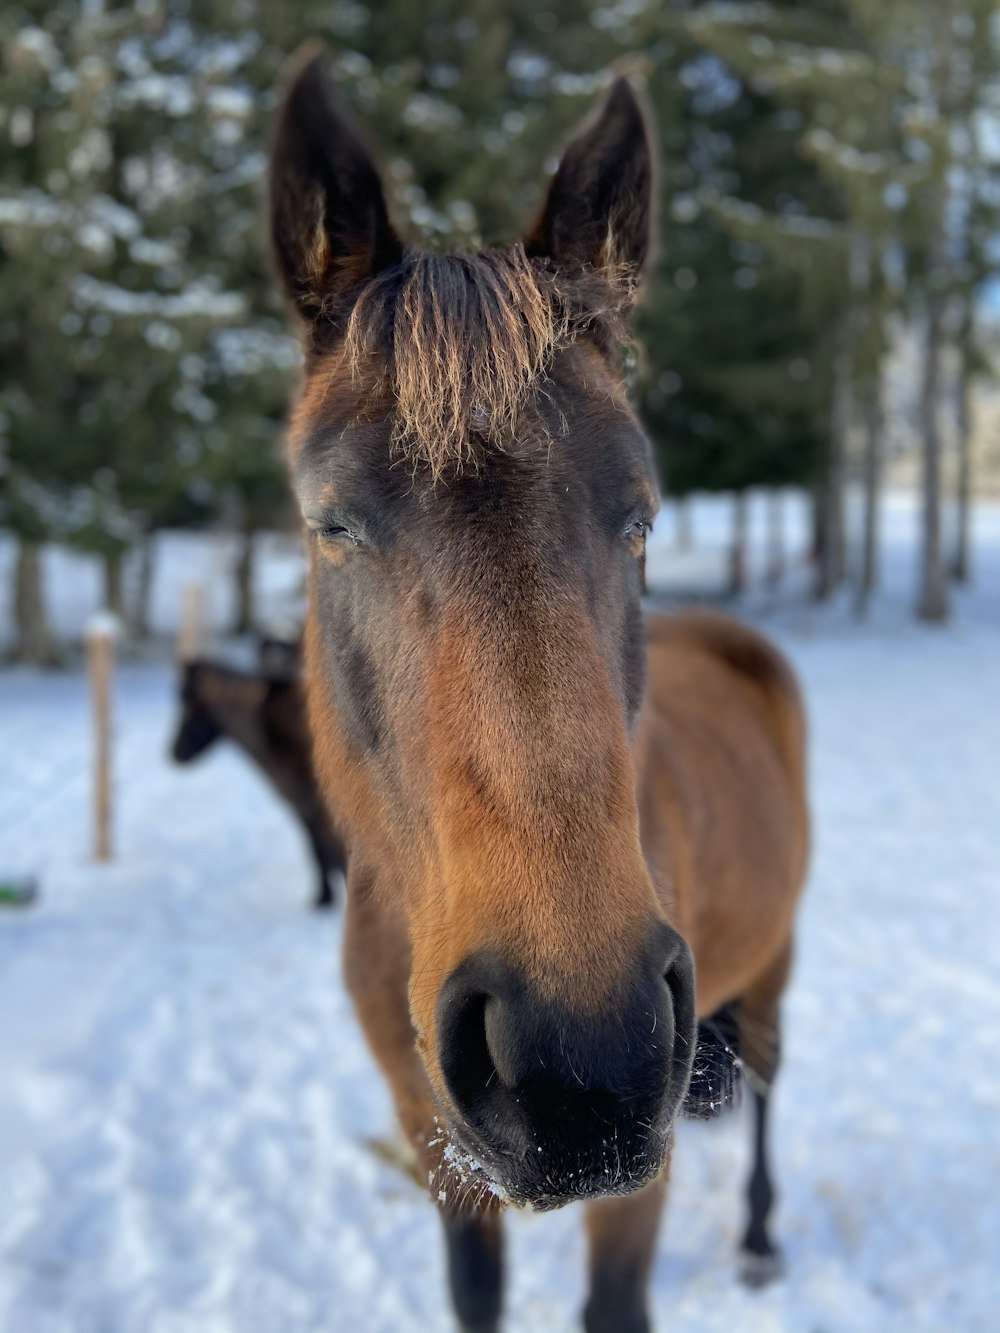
<box><xmin>1</xmin><ymin>498</ymin><xmax>999</xmax><ymax>1333</ymax></box>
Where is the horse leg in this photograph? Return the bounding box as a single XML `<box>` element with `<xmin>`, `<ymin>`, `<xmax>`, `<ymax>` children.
<box><xmin>442</xmin><ymin>1209</ymin><xmax>504</xmax><ymax>1333</ymax></box>
<box><xmin>736</xmin><ymin>938</ymin><xmax>793</xmax><ymax>1286</ymax></box>
<box><xmin>583</xmin><ymin>1170</ymin><xmax>668</xmax><ymax>1333</ymax></box>
<box><xmin>304</xmin><ymin>819</ymin><xmax>335</xmax><ymax>909</ymax></box>
<box><xmin>342</xmin><ymin>875</ymin><xmax>505</xmax><ymax>1332</ymax></box>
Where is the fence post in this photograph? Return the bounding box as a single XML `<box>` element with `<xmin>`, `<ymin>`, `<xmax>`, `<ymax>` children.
<box><xmin>177</xmin><ymin>581</ymin><xmax>204</xmax><ymax>663</ymax></box>
<box><xmin>86</xmin><ymin>611</ymin><xmax>119</xmax><ymax>862</ymax></box>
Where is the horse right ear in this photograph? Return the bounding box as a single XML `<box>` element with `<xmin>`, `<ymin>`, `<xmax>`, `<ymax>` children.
<box><xmin>269</xmin><ymin>49</ymin><xmax>403</xmax><ymax>346</ymax></box>
<box><xmin>525</xmin><ymin>78</ymin><xmax>652</xmax><ymax>288</ymax></box>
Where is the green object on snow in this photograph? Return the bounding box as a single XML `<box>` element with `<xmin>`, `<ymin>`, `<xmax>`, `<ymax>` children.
<box><xmin>0</xmin><ymin>877</ymin><xmax>39</xmax><ymax>907</ymax></box>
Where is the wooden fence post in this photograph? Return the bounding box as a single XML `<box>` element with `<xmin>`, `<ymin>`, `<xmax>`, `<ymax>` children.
<box><xmin>177</xmin><ymin>581</ymin><xmax>204</xmax><ymax>663</ymax></box>
<box><xmin>86</xmin><ymin>611</ymin><xmax>119</xmax><ymax>862</ymax></box>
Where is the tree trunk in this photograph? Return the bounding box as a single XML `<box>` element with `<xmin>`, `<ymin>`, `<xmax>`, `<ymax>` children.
<box><xmin>13</xmin><ymin>539</ymin><xmax>52</xmax><ymax>665</ymax></box>
<box><xmin>917</xmin><ymin>0</ymin><xmax>953</xmax><ymax>624</ymax></box>
<box><xmin>103</xmin><ymin>551</ymin><xmax>126</xmax><ymax>618</ymax></box>
<box><xmin>729</xmin><ymin>491</ymin><xmax>748</xmax><ymax>597</ymax></box>
<box><xmin>917</xmin><ymin>305</ymin><xmax>949</xmax><ymax>622</ymax></box>
<box><xmin>674</xmin><ymin>496</ymin><xmax>692</xmax><ymax>551</ymax></box>
<box><xmin>817</xmin><ymin>319</ymin><xmax>852</xmax><ymax>600</ymax></box>
<box><xmin>765</xmin><ymin>490</ymin><xmax>784</xmax><ymax>587</ymax></box>
<box><xmin>130</xmin><ymin>533</ymin><xmax>156</xmax><ymax>638</ymax></box>
<box><xmin>855</xmin><ymin>386</ymin><xmax>883</xmax><ymax>618</ymax></box>
<box><xmin>949</xmin><ymin>0</ymin><xmax>982</xmax><ymax>586</ymax></box>
<box><xmin>813</xmin><ymin>488</ymin><xmax>834</xmax><ymax>600</ymax></box>
<box><xmin>951</xmin><ymin>314</ymin><xmax>974</xmax><ymax>584</ymax></box>
<box><xmin>813</xmin><ymin>478</ymin><xmax>843</xmax><ymax>600</ymax></box>
<box><xmin>814</xmin><ymin>321</ymin><xmax>852</xmax><ymax>601</ymax></box>
<box><xmin>233</xmin><ymin>521</ymin><xmax>256</xmax><ymax>635</ymax></box>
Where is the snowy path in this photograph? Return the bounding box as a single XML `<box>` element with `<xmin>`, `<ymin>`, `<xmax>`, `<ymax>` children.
<box><xmin>1</xmin><ymin>616</ymin><xmax>999</xmax><ymax>1333</ymax></box>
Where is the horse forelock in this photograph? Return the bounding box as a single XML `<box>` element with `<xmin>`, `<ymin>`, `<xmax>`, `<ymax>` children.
<box><xmin>331</xmin><ymin>245</ymin><xmax>634</xmax><ymax>478</ymax></box>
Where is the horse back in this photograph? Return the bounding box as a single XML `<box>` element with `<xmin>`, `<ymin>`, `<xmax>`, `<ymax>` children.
<box><xmin>636</xmin><ymin>611</ymin><xmax>809</xmax><ymax>1015</ymax></box>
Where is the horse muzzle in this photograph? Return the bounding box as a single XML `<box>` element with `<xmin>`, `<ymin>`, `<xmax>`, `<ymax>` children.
<box><xmin>435</xmin><ymin>922</ymin><xmax>697</xmax><ymax>1209</ymax></box>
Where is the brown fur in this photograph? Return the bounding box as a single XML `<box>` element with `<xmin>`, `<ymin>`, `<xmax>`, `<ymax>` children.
<box><xmin>636</xmin><ymin>611</ymin><xmax>808</xmax><ymax>1015</ymax></box>
<box><xmin>301</xmin><ymin>584</ymin><xmax>810</xmax><ymax>1221</ymax></box>
<box><xmin>271</xmin><ymin>52</ymin><xmax>809</xmax><ymax>1330</ymax></box>
<box><xmin>310</xmin><ymin>606</ymin><xmax>808</xmax><ymax>1198</ymax></box>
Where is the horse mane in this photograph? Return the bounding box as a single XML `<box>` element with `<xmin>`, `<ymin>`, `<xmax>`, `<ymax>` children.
<box><xmin>340</xmin><ymin>244</ymin><xmax>634</xmax><ymax>478</ymax></box>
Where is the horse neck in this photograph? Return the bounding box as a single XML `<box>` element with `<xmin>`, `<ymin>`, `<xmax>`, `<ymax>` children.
<box><xmin>203</xmin><ymin>669</ymin><xmax>325</xmax><ymax>823</ymax></box>
<box><xmin>197</xmin><ymin>667</ymin><xmax>271</xmax><ymax>764</ymax></box>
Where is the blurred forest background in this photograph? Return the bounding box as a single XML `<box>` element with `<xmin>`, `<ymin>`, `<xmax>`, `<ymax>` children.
<box><xmin>2</xmin><ymin>0</ymin><xmax>999</xmax><ymax>661</ymax></box>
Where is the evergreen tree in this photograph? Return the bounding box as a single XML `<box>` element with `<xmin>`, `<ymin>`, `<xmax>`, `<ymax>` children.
<box><xmin>0</xmin><ymin>4</ymin><xmax>259</xmax><ymax>648</ymax></box>
<box><xmin>2</xmin><ymin>0</ymin><xmax>635</xmax><ymax>651</ymax></box>
<box><xmin>3</xmin><ymin>0</ymin><xmax>998</xmax><ymax>642</ymax></box>
<box><xmin>636</xmin><ymin>2</ymin><xmax>854</xmax><ymax>589</ymax></box>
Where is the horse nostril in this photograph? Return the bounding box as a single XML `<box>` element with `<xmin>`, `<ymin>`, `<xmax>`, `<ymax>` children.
<box><xmin>662</xmin><ymin>929</ymin><xmax>697</xmax><ymax>1092</ymax></box>
<box><xmin>437</xmin><ymin>978</ymin><xmax>501</xmax><ymax>1124</ymax></box>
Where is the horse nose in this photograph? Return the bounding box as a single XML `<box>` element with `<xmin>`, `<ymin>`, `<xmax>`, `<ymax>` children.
<box><xmin>436</xmin><ymin>923</ymin><xmax>696</xmax><ymax>1206</ymax></box>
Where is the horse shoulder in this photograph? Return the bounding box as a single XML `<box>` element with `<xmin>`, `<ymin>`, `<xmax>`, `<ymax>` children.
<box><xmin>637</xmin><ymin>612</ymin><xmax>809</xmax><ymax>1012</ymax></box>
<box><xmin>644</xmin><ymin>610</ymin><xmax>806</xmax><ymax>805</ymax></box>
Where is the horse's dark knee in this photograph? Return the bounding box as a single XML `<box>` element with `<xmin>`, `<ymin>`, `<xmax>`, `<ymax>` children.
<box><xmin>584</xmin><ymin>1272</ymin><xmax>650</xmax><ymax>1333</ymax></box>
<box><xmin>443</xmin><ymin>1210</ymin><xmax>503</xmax><ymax>1333</ymax></box>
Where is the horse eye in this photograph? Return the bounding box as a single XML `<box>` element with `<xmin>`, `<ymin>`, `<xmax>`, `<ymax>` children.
<box><xmin>624</xmin><ymin>517</ymin><xmax>650</xmax><ymax>541</ymax></box>
<box><xmin>309</xmin><ymin>522</ymin><xmax>360</xmax><ymax>546</ymax></box>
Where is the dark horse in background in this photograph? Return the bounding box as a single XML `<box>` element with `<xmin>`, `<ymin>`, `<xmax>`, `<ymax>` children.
<box><xmin>171</xmin><ymin>654</ymin><xmax>347</xmax><ymax>908</ymax></box>
<box><xmin>269</xmin><ymin>49</ymin><xmax>809</xmax><ymax>1333</ymax></box>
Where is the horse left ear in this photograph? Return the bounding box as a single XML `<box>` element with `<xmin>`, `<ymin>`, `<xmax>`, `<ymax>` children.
<box><xmin>269</xmin><ymin>47</ymin><xmax>403</xmax><ymax>346</ymax></box>
<box><xmin>525</xmin><ymin>78</ymin><xmax>652</xmax><ymax>286</ymax></box>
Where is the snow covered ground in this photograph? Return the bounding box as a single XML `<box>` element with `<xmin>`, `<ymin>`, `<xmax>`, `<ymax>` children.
<box><xmin>1</xmin><ymin>497</ymin><xmax>999</xmax><ymax>1333</ymax></box>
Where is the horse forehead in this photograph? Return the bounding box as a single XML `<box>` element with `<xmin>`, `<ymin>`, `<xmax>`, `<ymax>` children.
<box><xmin>290</xmin><ymin>340</ymin><xmax>636</xmax><ymax>471</ymax></box>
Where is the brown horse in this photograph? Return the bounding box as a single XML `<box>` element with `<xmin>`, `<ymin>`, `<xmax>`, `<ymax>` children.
<box><xmin>269</xmin><ymin>51</ymin><xmax>809</xmax><ymax>1333</ymax></box>
<box><xmin>171</xmin><ymin>657</ymin><xmax>347</xmax><ymax>908</ymax></box>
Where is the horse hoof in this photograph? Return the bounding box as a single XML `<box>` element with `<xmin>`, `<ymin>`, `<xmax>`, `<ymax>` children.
<box><xmin>740</xmin><ymin>1247</ymin><xmax>784</xmax><ymax>1289</ymax></box>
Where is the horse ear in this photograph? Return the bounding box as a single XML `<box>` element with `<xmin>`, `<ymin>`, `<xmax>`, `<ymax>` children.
<box><xmin>269</xmin><ymin>48</ymin><xmax>403</xmax><ymax>344</ymax></box>
<box><xmin>525</xmin><ymin>78</ymin><xmax>652</xmax><ymax>286</ymax></box>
